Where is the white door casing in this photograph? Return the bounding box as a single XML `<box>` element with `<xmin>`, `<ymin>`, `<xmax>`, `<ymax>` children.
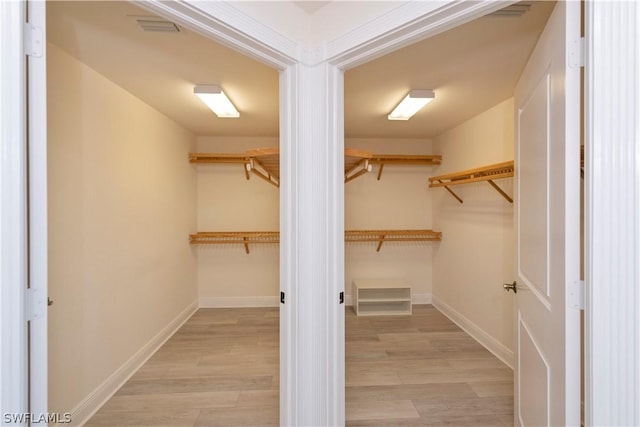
<box><xmin>278</xmin><ymin>60</ymin><xmax>346</xmax><ymax>426</ymax></box>
<box><xmin>585</xmin><ymin>2</ymin><xmax>640</xmax><ymax>425</ymax></box>
<box><xmin>0</xmin><ymin>0</ymin><xmax>48</xmax><ymax>422</ymax></box>
<box><xmin>27</xmin><ymin>0</ymin><xmax>49</xmax><ymax>420</ymax></box>
<box><xmin>514</xmin><ymin>1</ymin><xmax>581</xmax><ymax>426</ymax></box>
<box><xmin>0</xmin><ymin>0</ymin><xmax>30</xmax><ymax>421</ymax></box>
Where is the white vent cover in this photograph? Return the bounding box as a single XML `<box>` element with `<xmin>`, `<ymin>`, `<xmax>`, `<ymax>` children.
<box><xmin>486</xmin><ymin>2</ymin><xmax>532</xmax><ymax>18</ymax></box>
<box><xmin>135</xmin><ymin>18</ymin><xmax>180</xmax><ymax>33</ymax></box>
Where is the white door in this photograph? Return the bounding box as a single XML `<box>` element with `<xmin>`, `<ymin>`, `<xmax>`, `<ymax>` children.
<box><xmin>27</xmin><ymin>0</ymin><xmax>49</xmax><ymax>421</ymax></box>
<box><xmin>513</xmin><ymin>1</ymin><xmax>581</xmax><ymax>426</ymax></box>
<box><xmin>0</xmin><ymin>0</ymin><xmax>47</xmax><ymax>423</ymax></box>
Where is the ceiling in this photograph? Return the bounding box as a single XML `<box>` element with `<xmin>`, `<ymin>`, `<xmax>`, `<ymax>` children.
<box><xmin>344</xmin><ymin>1</ymin><xmax>555</xmax><ymax>138</ymax></box>
<box><xmin>292</xmin><ymin>1</ymin><xmax>332</xmax><ymax>15</ymax></box>
<box><xmin>47</xmin><ymin>1</ymin><xmax>554</xmax><ymax>140</ymax></box>
<box><xmin>47</xmin><ymin>1</ymin><xmax>280</xmax><ymax>137</ymax></box>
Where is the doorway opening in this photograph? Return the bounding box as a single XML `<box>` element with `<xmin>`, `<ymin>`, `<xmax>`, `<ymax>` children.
<box><xmin>342</xmin><ymin>2</ymin><xmax>557</xmax><ymax>424</ymax></box>
<box><xmin>46</xmin><ymin>1</ymin><xmax>281</xmax><ymax>424</ymax></box>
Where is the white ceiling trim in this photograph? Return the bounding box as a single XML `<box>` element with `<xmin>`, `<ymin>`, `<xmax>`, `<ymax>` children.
<box><xmin>138</xmin><ymin>0</ymin><xmax>519</xmax><ymax>71</ymax></box>
<box><xmin>136</xmin><ymin>0</ymin><xmax>298</xmax><ymax>70</ymax></box>
<box><xmin>326</xmin><ymin>0</ymin><xmax>518</xmax><ymax>70</ymax></box>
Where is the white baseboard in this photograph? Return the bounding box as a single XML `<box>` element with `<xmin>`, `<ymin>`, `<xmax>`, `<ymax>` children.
<box><xmin>200</xmin><ymin>293</ymin><xmax>430</xmax><ymax>309</ymax></box>
<box><xmin>344</xmin><ymin>293</ymin><xmax>432</xmax><ymax>306</ymax></box>
<box><xmin>432</xmin><ymin>295</ymin><xmax>514</xmax><ymax>369</ymax></box>
<box><xmin>199</xmin><ymin>296</ymin><xmax>279</xmax><ymax>308</ymax></box>
<box><xmin>64</xmin><ymin>299</ymin><xmax>198</xmax><ymax>427</ymax></box>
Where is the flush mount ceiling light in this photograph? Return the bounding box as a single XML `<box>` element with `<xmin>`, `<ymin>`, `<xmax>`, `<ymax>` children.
<box><xmin>194</xmin><ymin>85</ymin><xmax>239</xmax><ymax>118</ymax></box>
<box><xmin>388</xmin><ymin>89</ymin><xmax>435</xmax><ymax>121</ymax></box>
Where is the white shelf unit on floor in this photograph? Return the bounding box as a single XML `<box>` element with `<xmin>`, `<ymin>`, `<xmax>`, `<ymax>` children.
<box><xmin>352</xmin><ymin>279</ymin><xmax>412</xmax><ymax>316</ymax></box>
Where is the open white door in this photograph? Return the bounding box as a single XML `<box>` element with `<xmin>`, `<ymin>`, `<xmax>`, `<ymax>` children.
<box><xmin>0</xmin><ymin>0</ymin><xmax>47</xmax><ymax>423</ymax></box>
<box><xmin>27</xmin><ymin>0</ymin><xmax>49</xmax><ymax>422</ymax></box>
<box><xmin>513</xmin><ymin>1</ymin><xmax>581</xmax><ymax>426</ymax></box>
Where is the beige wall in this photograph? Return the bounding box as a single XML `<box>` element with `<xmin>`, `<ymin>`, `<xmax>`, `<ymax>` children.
<box><xmin>345</xmin><ymin>139</ymin><xmax>435</xmax><ymax>299</ymax></box>
<box><xmin>432</xmin><ymin>98</ymin><xmax>515</xmax><ymax>358</ymax></box>
<box><xmin>47</xmin><ymin>44</ymin><xmax>198</xmax><ymax>414</ymax></box>
<box><xmin>196</xmin><ymin>137</ymin><xmax>280</xmax><ymax>301</ymax></box>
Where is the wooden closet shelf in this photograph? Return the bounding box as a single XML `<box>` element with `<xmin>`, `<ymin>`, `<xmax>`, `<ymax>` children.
<box><xmin>345</xmin><ymin>153</ymin><xmax>442</xmax><ymax>183</ymax></box>
<box><xmin>428</xmin><ymin>161</ymin><xmax>514</xmax><ymax>203</ymax></box>
<box><xmin>369</xmin><ymin>154</ymin><xmax>442</xmax><ymax>181</ymax></box>
<box><xmin>345</xmin><ymin>229</ymin><xmax>442</xmax><ymax>252</ymax></box>
<box><xmin>190</xmin><ymin>229</ymin><xmax>442</xmax><ymax>253</ymax></box>
<box><xmin>189</xmin><ymin>231</ymin><xmax>279</xmax><ymax>254</ymax></box>
<box><xmin>191</xmin><ymin>148</ymin><xmax>441</xmax><ymax>186</ymax></box>
<box><xmin>190</xmin><ymin>148</ymin><xmax>280</xmax><ymax>188</ymax></box>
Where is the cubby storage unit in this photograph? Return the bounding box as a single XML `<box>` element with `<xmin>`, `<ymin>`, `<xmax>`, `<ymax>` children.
<box><xmin>352</xmin><ymin>279</ymin><xmax>412</xmax><ymax>316</ymax></box>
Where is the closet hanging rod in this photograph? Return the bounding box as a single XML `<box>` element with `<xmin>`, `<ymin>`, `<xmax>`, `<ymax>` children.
<box><xmin>344</xmin><ymin>149</ymin><xmax>373</xmax><ymax>183</ymax></box>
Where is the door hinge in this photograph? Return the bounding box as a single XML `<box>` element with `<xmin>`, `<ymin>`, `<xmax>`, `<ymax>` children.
<box><xmin>26</xmin><ymin>288</ymin><xmax>46</xmax><ymax>321</ymax></box>
<box><xmin>280</xmin><ymin>291</ymin><xmax>285</xmax><ymax>304</ymax></box>
<box><xmin>24</xmin><ymin>22</ymin><xmax>44</xmax><ymax>58</ymax></box>
<box><xmin>569</xmin><ymin>37</ymin><xmax>585</xmax><ymax>68</ymax></box>
<box><xmin>339</xmin><ymin>292</ymin><xmax>344</xmax><ymax>304</ymax></box>
<box><xmin>568</xmin><ymin>280</ymin><xmax>585</xmax><ymax>310</ymax></box>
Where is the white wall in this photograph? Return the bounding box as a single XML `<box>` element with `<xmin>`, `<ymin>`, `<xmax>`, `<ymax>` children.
<box><xmin>345</xmin><ymin>139</ymin><xmax>435</xmax><ymax>302</ymax></box>
<box><xmin>47</xmin><ymin>44</ymin><xmax>198</xmax><ymax>416</ymax></box>
<box><xmin>196</xmin><ymin>136</ymin><xmax>280</xmax><ymax>305</ymax></box>
<box><xmin>432</xmin><ymin>98</ymin><xmax>515</xmax><ymax>364</ymax></box>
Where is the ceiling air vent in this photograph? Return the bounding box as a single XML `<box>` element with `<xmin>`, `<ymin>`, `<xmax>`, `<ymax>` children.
<box><xmin>136</xmin><ymin>18</ymin><xmax>180</xmax><ymax>33</ymax></box>
<box><xmin>486</xmin><ymin>2</ymin><xmax>532</xmax><ymax>18</ymax></box>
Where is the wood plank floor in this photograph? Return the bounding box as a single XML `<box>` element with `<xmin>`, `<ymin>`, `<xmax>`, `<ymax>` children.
<box><xmin>86</xmin><ymin>305</ymin><xmax>513</xmax><ymax>426</ymax></box>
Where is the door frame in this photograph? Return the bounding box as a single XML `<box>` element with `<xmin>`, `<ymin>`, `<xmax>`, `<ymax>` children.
<box><xmin>0</xmin><ymin>0</ymin><xmax>48</xmax><ymax>421</ymax></box>
<box><xmin>1</xmin><ymin>0</ymin><xmax>637</xmax><ymax>425</ymax></box>
<box><xmin>0</xmin><ymin>0</ymin><xmax>30</xmax><ymax>419</ymax></box>
<box><xmin>27</xmin><ymin>0</ymin><xmax>49</xmax><ymax>418</ymax></box>
<box><xmin>584</xmin><ymin>2</ymin><xmax>640</xmax><ymax>425</ymax></box>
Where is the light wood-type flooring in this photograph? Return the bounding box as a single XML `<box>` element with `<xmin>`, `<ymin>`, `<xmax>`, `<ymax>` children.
<box><xmin>86</xmin><ymin>305</ymin><xmax>513</xmax><ymax>426</ymax></box>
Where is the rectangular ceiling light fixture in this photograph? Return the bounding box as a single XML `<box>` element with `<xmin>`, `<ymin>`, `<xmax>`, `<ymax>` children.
<box><xmin>194</xmin><ymin>85</ymin><xmax>239</xmax><ymax>118</ymax></box>
<box><xmin>388</xmin><ymin>89</ymin><xmax>435</xmax><ymax>120</ymax></box>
